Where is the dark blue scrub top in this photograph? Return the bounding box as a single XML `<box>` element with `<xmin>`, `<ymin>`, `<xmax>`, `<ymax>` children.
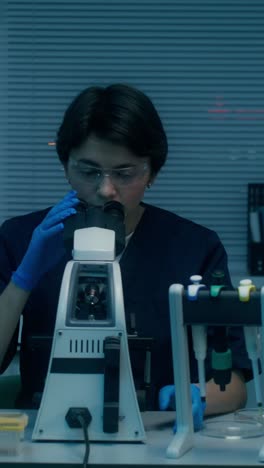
<box><xmin>0</xmin><ymin>203</ymin><xmax>252</xmax><ymax>408</ymax></box>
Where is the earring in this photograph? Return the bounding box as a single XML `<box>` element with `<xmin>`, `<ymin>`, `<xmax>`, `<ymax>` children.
<box><xmin>146</xmin><ymin>182</ymin><xmax>152</xmax><ymax>189</ymax></box>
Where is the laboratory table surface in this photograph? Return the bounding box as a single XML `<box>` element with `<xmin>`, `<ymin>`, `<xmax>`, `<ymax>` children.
<box><xmin>0</xmin><ymin>411</ymin><xmax>264</xmax><ymax>467</ymax></box>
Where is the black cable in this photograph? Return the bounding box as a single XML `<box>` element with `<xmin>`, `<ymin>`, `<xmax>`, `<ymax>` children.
<box><xmin>77</xmin><ymin>415</ymin><xmax>90</xmax><ymax>468</ymax></box>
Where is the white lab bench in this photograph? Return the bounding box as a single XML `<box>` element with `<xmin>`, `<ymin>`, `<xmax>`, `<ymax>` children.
<box><xmin>0</xmin><ymin>411</ymin><xmax>264</xmax><ymax>467</ymax></box>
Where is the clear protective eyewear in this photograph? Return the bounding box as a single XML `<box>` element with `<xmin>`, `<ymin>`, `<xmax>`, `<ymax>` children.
<box><xmin>68</xmin><ymin>158</ymin><xmax>149</xmax><ymax>187</ymax></box>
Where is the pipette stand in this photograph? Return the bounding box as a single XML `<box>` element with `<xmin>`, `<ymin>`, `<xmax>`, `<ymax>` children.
<box><xmin>166</xmin><ymin>283</ymin><xmax>264</xmax><ymax>460</ymax></box>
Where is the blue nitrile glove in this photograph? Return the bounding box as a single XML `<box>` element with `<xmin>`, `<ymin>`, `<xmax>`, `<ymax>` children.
<box><xmin>159</xmin><ymin>384</ymin><xmax>206</xmax><ymax>432</ymax></box>
<box><xmin>11</xmin><ymin>190</ymin><xmax>79</xmax><ymax>291</ymax></box>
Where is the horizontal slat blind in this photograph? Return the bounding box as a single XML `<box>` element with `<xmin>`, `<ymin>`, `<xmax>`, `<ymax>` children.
<box><xmin>2</xmin><ymin>0</ymin><xmax>264</xmax><ymax>275</ymax></box>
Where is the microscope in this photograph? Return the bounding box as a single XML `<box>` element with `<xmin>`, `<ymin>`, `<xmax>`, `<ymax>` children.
<box><xmin>32</xmin><ymin>201</ymin><xmax>145</xmax><ymax>442</ymax></box>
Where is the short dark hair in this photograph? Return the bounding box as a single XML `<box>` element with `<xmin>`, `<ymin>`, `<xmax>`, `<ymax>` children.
<box><xmin>56</xmin><ymin>83</ymin><xmax>168</xmax><ymax>175</ymax></box>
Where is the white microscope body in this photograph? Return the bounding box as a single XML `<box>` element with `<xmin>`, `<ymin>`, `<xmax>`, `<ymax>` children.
<box><xmin>32</xmin><ymin>227</ymin><xmax>145</xmax><ymax>442</ymax></box>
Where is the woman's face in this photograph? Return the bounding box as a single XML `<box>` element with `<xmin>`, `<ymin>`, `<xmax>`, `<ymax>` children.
<box><xmin>64</xmin><ymin>135</ymin><xmax>153</xmax><ymax>218</ymax></box>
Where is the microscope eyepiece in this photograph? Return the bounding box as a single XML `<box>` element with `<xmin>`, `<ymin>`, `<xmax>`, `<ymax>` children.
<box><xmin>103</xmin><ymin>201</ymin><xmax>125</xmax><ymax>220</ymax></box>
<box><xmin>63</xmin><ymin>199</ymin><xmax>126</xmax><ymax>256</ymax></box>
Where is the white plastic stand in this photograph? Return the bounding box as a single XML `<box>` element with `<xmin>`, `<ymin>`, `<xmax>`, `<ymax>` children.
<box><xmin>167</xmin><ymin>283</ymin><xmax>264</xmax><ymax>461</ymax></box>
<box><xmin>166</xmin><ymin>284</ymin><xmax>194</xmax><ymax>458</ymax></box>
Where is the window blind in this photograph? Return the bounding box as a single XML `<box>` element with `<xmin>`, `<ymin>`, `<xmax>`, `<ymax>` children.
<box><xmin>2</xmin><ymin>0</ymin><xmax>264</xmax><ymax>276</ymax></box>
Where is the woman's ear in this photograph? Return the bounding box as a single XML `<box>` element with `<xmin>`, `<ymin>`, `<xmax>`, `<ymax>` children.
<box><xmin>146</xmin><ymin>173</ymin><xmax>156</xmax><ymax>189</ymax></box>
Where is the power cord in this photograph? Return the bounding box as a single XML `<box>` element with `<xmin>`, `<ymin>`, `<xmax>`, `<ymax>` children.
<box><xmin>65</xmin><ymin>407</ymin><xmax>92</xmax><ymax>467</ymax></box>
<box><xmin>77</xmin><ymin>414</ymin><xmax>90</xmax><ymax>468</ymax></box>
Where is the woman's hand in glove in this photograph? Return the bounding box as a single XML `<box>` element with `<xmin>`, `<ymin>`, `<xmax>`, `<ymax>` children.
<box><xmin>12</xmin><ymin>190</ymin><xmax>79</xmax><ymax>291</ymax></box>
<box><xmin>159</xmin><ymin>384</ymin><xmax>206</xmax><ymax>432</ymax></box>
